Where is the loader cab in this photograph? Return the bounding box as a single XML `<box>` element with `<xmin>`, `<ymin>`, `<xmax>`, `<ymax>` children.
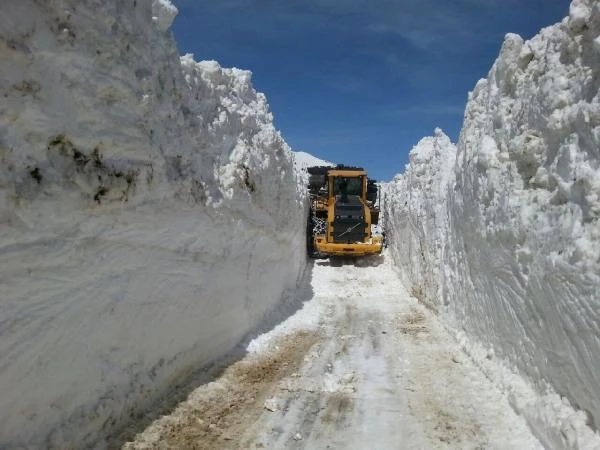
<box><xmin>327</xmin><ymin>170</ymin><xmax>367</xmax><ymax>204</ymax></box>
<box><xmin>332</xmin><ymin>176</ymin><xmax>364</xmax><ymax>203</ymax></box>
<box><xmin>325</xmin><ymin>170</ymin><xmax>369</xmax><ymax>244</ymax></box>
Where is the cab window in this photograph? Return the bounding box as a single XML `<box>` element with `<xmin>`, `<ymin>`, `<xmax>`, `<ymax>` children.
<box><xmin>334</xmin><ymin>177</ymin><xmax>363</xmax><ymax>196</ymax></box>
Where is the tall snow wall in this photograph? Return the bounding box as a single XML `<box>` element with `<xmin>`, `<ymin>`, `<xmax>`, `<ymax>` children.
<box><xmin>0</xmin><ymin>0</ymin><xmax>307</xmax><ymax>447</ymax></box>
<box><xmin>385</xmin><ymin>129</ymin><xmax>456</xmax><ymax>313</ymax></box>
<box><xmin>385</xmin><ymin>0</ymin><xmax>600</xmax><ymax>444</ymax></box>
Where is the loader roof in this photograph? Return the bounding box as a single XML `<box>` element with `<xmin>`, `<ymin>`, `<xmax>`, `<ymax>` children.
<box><xmin>328</xmin><ymin>169</ymin><xmax>366</xmax><ymax>177</ymax></box>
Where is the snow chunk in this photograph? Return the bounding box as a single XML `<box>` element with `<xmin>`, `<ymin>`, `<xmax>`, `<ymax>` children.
<box><xmin>152</xmin><ymin>0</ymin><xmax>178</xmax><ymax>31</ymax></box>
<box><xmin>477</xmin><ymin>135</ymin><xmax>500</xmax><ymax>169</ymax></box>
<box><xmin>568</xmin><ymin>0</ymin><xmax>591</xmax><ymax>31</ymax></box>
<box><xmin>264</xmin><ymin>397</ymin><xmax>281</xmax><ymax>412</ymax></box>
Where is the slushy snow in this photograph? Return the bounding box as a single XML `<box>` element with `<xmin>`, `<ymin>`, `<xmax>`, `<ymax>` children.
<box><xmin>125</xmin><ymin>257</ymin><xmax>545</xmax><ymax>449</ymax></box>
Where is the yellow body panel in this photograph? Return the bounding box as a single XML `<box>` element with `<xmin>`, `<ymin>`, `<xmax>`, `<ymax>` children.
<box><xmin>326</xmin><ymin>169</ymin><xmax>367</xmax><ymax>177</ymax></box>
<box><xmin>314</xmin><ymin>236</ymin><xmax>383</xmax><ymax>257</ymax></box>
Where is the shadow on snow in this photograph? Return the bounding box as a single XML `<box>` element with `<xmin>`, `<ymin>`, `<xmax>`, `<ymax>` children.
<box><xmin>315</xmin><ymin>254</ymin><xmax>385</xmax><ymax>268</ymax></box>
<box><xmin>112</xmin><ymin>261</ymin><xmax>315</xmax><ymax>447</ymax></box>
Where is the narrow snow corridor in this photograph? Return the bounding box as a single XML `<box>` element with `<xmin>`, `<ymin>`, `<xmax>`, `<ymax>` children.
<box><xmin>125</xmin><ymin>255</ymin><xmax>541</xmax><ymax>449</ymax></box>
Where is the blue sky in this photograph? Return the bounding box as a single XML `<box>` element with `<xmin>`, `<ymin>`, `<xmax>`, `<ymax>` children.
<box><xmin>172</xmin><ymin>0</ymin><xmax>569</xmax><ymax>181</ymax></box>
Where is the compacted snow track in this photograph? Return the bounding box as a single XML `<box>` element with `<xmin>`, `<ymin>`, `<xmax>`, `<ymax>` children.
<box><xmin>125</xmin><ymin>255</ymin><xmax>541</xmax><ymax>449</ymax></box>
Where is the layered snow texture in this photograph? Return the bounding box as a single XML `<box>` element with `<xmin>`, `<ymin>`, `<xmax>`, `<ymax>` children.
<box><xmin>385</xmin><ymin>0</ymin><xmax>600</xmax><ymax>446</ymax></box>
<box><xmin>384</xmin><ymin>129</ymin><xmax>456</xmax><ymax>313</ymax></box>
<box><xmin>0</xmin><ymin>0</ymin><xmax>307</xmax><ymax>447</ymax></box>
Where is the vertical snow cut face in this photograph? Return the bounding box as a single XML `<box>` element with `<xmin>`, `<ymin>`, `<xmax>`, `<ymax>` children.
<box><xmin>383</xmin><ymin>128</ymin><xmax>457</xmax><ymax>311</ymax></box>
<box><xmin>385</xmin><ymin>0</ymin><xmax>600</xmax><ymax>446</ymax></box>
<box><xmin>0</xmin><ymin>0</ymin><xmax>307</xmax><ymax>447</ymax></box>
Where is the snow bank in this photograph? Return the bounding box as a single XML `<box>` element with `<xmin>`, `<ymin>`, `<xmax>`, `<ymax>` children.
<box><xmin>385</xmin><ymin>0</ymin><xmax>600</xmax><ymax>445</ymax></box>
<box><xmin>0</xmin><ymin>0</ymin><xmax>307</xmax><ymax>447</ymax></box>
<box><xmin>384</xmin><ymin>128</ymin><xmax>456</xmax><ymax>311</ymax></box>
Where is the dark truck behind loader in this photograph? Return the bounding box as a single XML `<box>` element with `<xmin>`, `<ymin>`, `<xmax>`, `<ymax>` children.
<box><xmin>306</xmin><ymin>165</ymin><xmax>384</xmax><ymax>258</ymax></box>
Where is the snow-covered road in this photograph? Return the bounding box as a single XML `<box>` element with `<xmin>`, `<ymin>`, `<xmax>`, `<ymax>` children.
<box><xmin>125</xmin><ymin>255</ymin><xmax>541</xmax><ymax>449</ymax></box>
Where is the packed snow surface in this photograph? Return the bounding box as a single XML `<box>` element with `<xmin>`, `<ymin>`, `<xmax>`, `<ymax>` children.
<box><xmin>0</xmin><ymin>0</ymin><xmax>306</xmax><ymax>447</ymax></box>
<box><xmin>385</xmin><ymin>0</ymin><xmax>600</xmax><ymax>445</ymax></box>
<box><xmin>125</xmin><ymin>256</ymin><xmax>544</xmax><ymax>449</ymax></box>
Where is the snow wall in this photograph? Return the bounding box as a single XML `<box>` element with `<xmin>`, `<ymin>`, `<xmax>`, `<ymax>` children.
<box><xmin>385</xmin><ymin>0</ymin><xmax>600</xmax><ymax>446</ymax></box>
<box><xmin>0</xmin><ymin>0</ymin><xmax>308</xmax><ymax>447</ymax></box>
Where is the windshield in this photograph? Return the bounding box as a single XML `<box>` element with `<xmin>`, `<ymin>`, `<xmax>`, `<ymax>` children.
<box><xmin>333</xmin><ymin>176</ymin><xmax>363</xmax><ymax>196</ymax></box>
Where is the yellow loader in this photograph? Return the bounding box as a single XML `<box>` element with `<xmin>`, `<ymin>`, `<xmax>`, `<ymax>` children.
<box><xmin>307</xmin><ymin>165</ymin><xmax>384</xmax><ymax>258</ymax></box>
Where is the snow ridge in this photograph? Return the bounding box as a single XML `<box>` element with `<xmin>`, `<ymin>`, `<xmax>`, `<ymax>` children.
<box><xmin>292</xmin><ymin>151</ymin><xmax>334</xmax><ymax>171</ymax></box>
<box><xmin>0</xmin><ymin>0</ymin><xmax>306</xmax><ymax>447</ymax></box>
<box><xmin>385</xmin><ymin>0</ymin><xmax>600</xmax><ymax>446</ymax></box>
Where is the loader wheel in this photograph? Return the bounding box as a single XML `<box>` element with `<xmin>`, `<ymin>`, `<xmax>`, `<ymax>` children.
<box><xmin>306</xmin><ymin>215</ymin><xmax>317</xmax><ymax>258</ymax></box>
<box><xmin>306</xmin><ymin>213</ymin><xmax>324</xmax><ymax>259</ymax></box>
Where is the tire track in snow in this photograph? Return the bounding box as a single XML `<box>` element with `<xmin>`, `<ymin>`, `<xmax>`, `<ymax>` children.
<box><xmin>124</xmin><ymin>255</ymin><xmax>543</xmax><ymax>449</ymax></box>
